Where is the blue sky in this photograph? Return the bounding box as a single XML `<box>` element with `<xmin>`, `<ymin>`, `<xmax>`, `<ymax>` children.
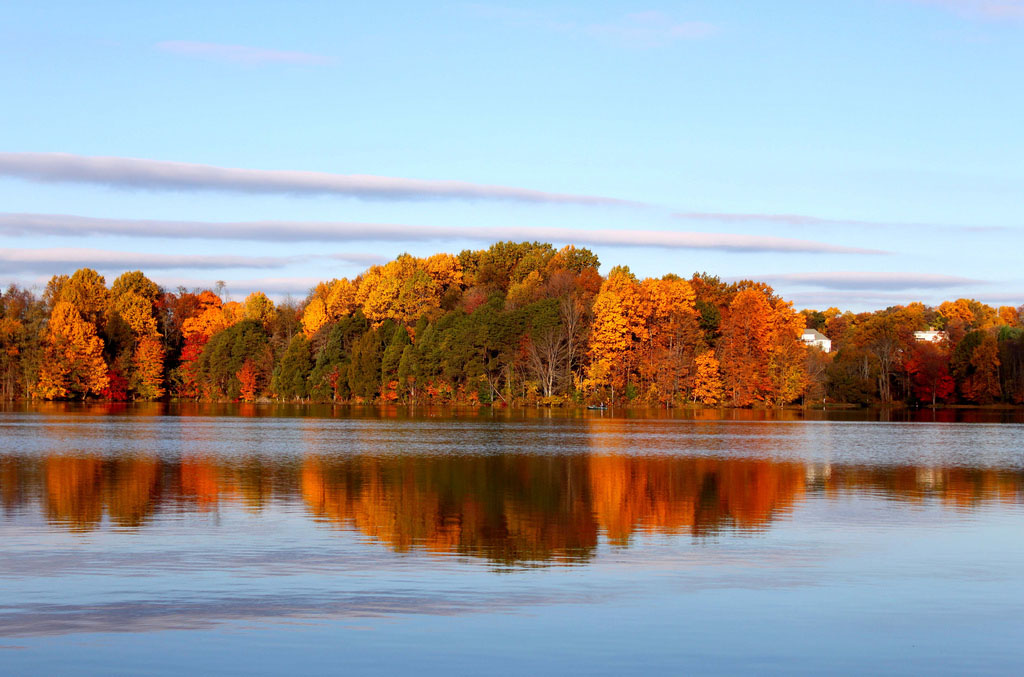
<box><xmin>1</xmin><ymin>0</ymin><xmax>1022</xmax><ymax>310</ymax></box>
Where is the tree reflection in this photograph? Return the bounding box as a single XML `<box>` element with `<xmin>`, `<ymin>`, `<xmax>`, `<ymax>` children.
<box><xmin>1</xmin><ymin>451</ymin><xmax>1020</xmax><ymax>565</ymax></box>
<box><xmin>301</xmin><ymin>455</ymin><xmax>597</xmax><ymax>565</ymax></box>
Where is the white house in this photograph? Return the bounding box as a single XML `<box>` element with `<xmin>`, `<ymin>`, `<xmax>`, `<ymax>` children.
<box><xmin>914</xmin><ymin>329</ymin><xmax>948</xmax><ymax>343</ymax></box>
<box><xmin>801</xmin><ymin>329</ymin><xmax>832</xmax><ymax>353</ymax></box>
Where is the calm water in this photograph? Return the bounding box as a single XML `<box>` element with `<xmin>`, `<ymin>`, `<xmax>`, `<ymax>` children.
<box><xmin>1</xmin><ymin>405</ymin><xmax>1022</xmax><ymax>675</ymax></box>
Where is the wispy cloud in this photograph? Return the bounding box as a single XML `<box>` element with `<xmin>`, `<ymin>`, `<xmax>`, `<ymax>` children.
<box><xmin>674</xmin><ymin>211</ymin><xmax>897</xmax><ymax>228</ymax></box>
<box><xmin>155</xmin><ymin>41</ymin><xmax>333</xmax><ymax>65</ymax></box>
<box><xmin>0</xmin><ymin>153</ymin><xmax>635</xmax><ymax>206</ymax></box>
<box><xmin>786</xmin><ymin>288</ymin><xmax>1022</xmax><ymax>312</ymax></box>
<box><xmin>0</xmin><ymin>247</ymin><xmax>381</xmax><ymax>275</ymax></box>
<box><xmin>754</xmin><ymin>271</ymin><xmax>983</xmax><ymax>290</ymax></box>
<box><xmin>155</xmin><ymin>276</ymin><xmax>326</xmax><ymax>297</ymax></box>
<box><xmin>909</xmin><ymin>0</ymin><xmax>1024</xmax><ymax>20</ymax></box>
<box><xmin>673</xmin><ymin>210</ymin><xmax>1006</xmax><ymax>232</ymax></box>
<box><xmin>467</xmin><ymin>5</ymin><xmax>716</xmax><ymax>47</ymax></box>
<box><xmin>0</xmin><ymin>212</ymin><xmax>884</xmax><ymax>255</ymax></box>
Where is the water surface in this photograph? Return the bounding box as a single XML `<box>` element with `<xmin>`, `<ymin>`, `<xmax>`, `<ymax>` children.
<box><xmin>1</xmin><ymin>406</ymin><xmax>1022</xmax><ymax>675</ymax></box>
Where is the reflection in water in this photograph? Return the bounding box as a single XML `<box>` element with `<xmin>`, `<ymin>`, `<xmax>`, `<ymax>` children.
<box><xmin>4</xmin><ymin>411</ymin><xmax>1024</xmax><ymax>674</ymax></box>
<box><xmin>302</xmin><ymin>455</ymin><xmax>597</xmax><ymax>564</ymax></box>
<box><xmin>4</xmin><ymin>451</ymin><xmax>1022</xmax><ymax>564</ymax></box>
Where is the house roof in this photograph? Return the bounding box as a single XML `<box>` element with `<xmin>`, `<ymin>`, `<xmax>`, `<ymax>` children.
<box><xmin>802</xmin><ymin>329</ymin><xmax>830</xmax><ymax>341</ymax></box>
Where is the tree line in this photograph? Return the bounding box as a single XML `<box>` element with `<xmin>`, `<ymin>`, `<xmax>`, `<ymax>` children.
<box><xmin>1</xmin><ymin>241</ymin><xmax>1021</xmax><ymax>407</ymax></box>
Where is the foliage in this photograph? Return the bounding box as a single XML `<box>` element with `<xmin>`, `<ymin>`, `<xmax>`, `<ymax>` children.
<box><xmin>272</xmin><ymin>335</ymin><xmax>313</xmax><ymax>400</ymax></box>
<box><xmin>6</xmin><ymin>253</ymin><xmax>1022</xmax><ymax>409</ymax></box>
<box><xmin>195</xmin><ymin>320</ymin><xmax>271</xmax><ymax>400</ymax></box>
<box><xmin>36</xmin><ymin>302</ymin><xmax>109</xmax><ymax>399</ymax></box>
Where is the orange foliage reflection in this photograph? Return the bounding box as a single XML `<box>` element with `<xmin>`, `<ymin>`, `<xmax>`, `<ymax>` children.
<box><xmin>301</xmin><ymin>455</ymin><xmax>597</xmax><ymax>564</ymax></box>
<box><xmin>589</xmin><ymin>456</ymin><xmax>806</xmax><ymax>543</ymax></box>
<box><xmin>2</xmin><ymin>451</ymin><xmax>1020</xmax><ymax>565</ymax></box>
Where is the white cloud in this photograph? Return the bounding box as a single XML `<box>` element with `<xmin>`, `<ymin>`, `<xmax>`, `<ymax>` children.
<box><xmin>155</xmin><ymin>41</ymin><xmax>333</xmax><ymax>65</ymax></box>
<box><xmin>0</xmin><ymin>247</ymin><xmax>381</xmax><ymax>274</ymax></box>
<box><xmin>0</xmin><ymin>212</ymin><xmax>883</xmax><ymax>254</ymax></box>
<box><xmin>0</xmin><ymin>153</ymin><xmax>635</xmax><ymax>206</ymax></box>
<box><xmin>673</xmin><ymin>211</ymin><xmax>1007</xmax><ymax>232</ymax></box>
<box><xmin>754</xmin><ymin>271</ymin><xmax>982</xmax><ymax>290</ymax></box>
<box><xmin>153</xmin><ymin>276</ymin><xmax>327</xmax><ymax>299</ymax></box>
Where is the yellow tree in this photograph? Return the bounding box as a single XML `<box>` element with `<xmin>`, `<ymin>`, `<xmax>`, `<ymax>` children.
<box><xmin>244</xmin><ymin>292</ymin><xmax>276</xmax><ymax>327</ymax></box>
<box><xmin>326</xmin><ymin>278</ymin><xmax>358</xmax><ymax>319</ymax></box>
<box><xmin>301</xmin><ymin>298</ymin><xmax>329</xmax><ymax>337</ymax></box>
<box><xmin>638</xmin><ymin>276</ymin><xmax>698</xmax><ymax>404</ymax></box>
<box><xmin>423</xmin><ymin>253</ymin><xmax>464</xmax><ymax>292</ymax></box>
<box><xmin>113</xmin><ymin>292</ymin><xmax>159</xmax><ymax>337</ymax></box>
<box><xmin>36</xmin><ymin>302</ymin><xmax>109</xmax><ymax>399</ymax></box>
<box><xmin>110</xmin><ymin>271</ymin><xmax>160</xmax><ymax>305</ymax></box>
<box><xmin>998</xmin><ymin>306</ymin><xmax>1020</xmax><ymax>327</ymax></box>
<box><xmin>357</xmin><ymin>254</ymin><xmax>463</xmax><ymax>328</ymax></box>
<box><xmin>691</xmin><ymin>351</ymin><xmax>723</xmax><ymax>405</ymax></box>
<box><xmin>131</xmin><ymin>335</ymin><xmax>165</xmax><ymax>400</ymax></box>
<box><xmin>46</xmin><ymin>268</ymin><xmax>109</xmax><ymax>328</ymax></box>
<box><xmin>586</xmin><ymin>267</ymin><xmax>644</xmax><ymax>402</ymax></box>
<box><xmin>767</xmin><ymin>298</ymin><xmax>808</xmax><ymax>405</ymax></box>
<box><xmin>108</xmin><ymin>271</ymin><xmax>165</xmax><ymax>401</ymax></box>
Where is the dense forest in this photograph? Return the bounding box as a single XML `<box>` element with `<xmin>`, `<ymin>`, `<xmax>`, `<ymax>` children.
<box><xmin>0</xmin><ymin>241</ymin><xmax>1021</xmax><ymax>407</ymax></box>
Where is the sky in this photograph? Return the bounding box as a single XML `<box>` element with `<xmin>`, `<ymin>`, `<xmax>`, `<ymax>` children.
<box><xmin>1</xmin><ymin>0</ymin><xmax>1022</xmax><ymax>311</ymax></box>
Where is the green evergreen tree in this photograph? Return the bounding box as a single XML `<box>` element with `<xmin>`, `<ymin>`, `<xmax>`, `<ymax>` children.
<box><xmin>381</xmin><ymin>324</ymin><xmax>411</xmax><ymax>387</ymax></box>
<box><xmin>195</xmin><ymin>320</ymin><xmax>271</xmax><ymax>400</ymax></box>
<box><xmin>308</xmin><ymin>311</ymin><xmax>368</xmax><ymax>400</ymax></box>
<box><xmin>272</xmin><ymin>334</ymin><xmax>313</xmax><ymax>400</ymax></box>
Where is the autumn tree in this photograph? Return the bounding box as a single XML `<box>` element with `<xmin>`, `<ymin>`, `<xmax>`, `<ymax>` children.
<box><xmin>857</xmin><ymin>308</ymin><xmax>918</xmax><ymax>403</ymax></box>
<box><xmin>301</xmin><ymin>297</ymin><xmax>329</xmax><ymax>337</ymax></box>
<box><xmin>904</xmin><ymin>340</ymin><xmax>954</xmax><ymax>406</ymax></box>
<box><xmin>953</xmin><ymin>332</ymin><xmax>1001</xmax><ymax>404</ymax></box>
<box><xmin>356</xmin><ymin>253</ymin><xmax>463</xmax><ymax>329</ymax></box>
<box><xmin>36</xmin><ymin>302</ymin><xmax>109</xmax><ymax>399</ymax></box>
<box><xmin>110</xmin><ymin>271</ymin><xmax>160</xmax><ymax>306</ymax></box>
<box><xmin>717</xmin><ymin>287</ymin><xmax>807</xmax><ymax>407</ymax></box>
<box><xmin>718</xmin><ymin>289</ymin><xmax>773</xmax><ymax>406</ymax></box>
<box><xmin>585</xmin><ymin>267</ymin><xmax>644</xmax><ymax>402</ymax></box>
<box><xmin>131</xmin><ymin>336</ymin><xmax>165</xmax><ymax>400</ymax></box>
<box><xmin>636</xmin><ymin>276</ymin><xmax>698</xmax><ymax>405</ymax></box>
<box><xmin>45</xmin><ymin>268</ymin><xmax>109</xmax><ymax>328</ymax></box>
<box><xmin>691</xmin><ymin>351</ymin><xmax>723</xmax><ymax>405</ymax></box>
<box><xmin>939</xmin><ymin>299</ymin><xmax>997</xmax><ymax>344</ymax></box>
<box><xmin>174</xmin><ymin>291</ymin><xmax>231</xmax><ymax>398</ymax></box>
<box><xmin>237</xmin><ymin>359</ymin><xmax>260</xmax><ymax>402</ymax></box>
<box><xmin>244</xmin><ymin>292</ymin><xmax>276</xmax><ymax>327</ymax></box>
<box><xmin>766</xmin><ymin>298</ymin><xmax>808</xmax><ymax>405</ymax></box>
<box><xmin>0</xmin><ymin>285</ymin><xmax>46</xmax><ymax>400</ymax></box>
<box><xmin>105</xmin><ymin>271</ymin><xmax>165</xmax><ymax>401</ymax></box>
<box><xmin>326</xmin><ymin>278</ymin><xmax>358</xmax><ymax>319</ymax></box>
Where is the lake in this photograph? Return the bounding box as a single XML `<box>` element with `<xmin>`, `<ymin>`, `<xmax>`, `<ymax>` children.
<box><xmin>1</xmin><ymin>405</ymin><xmax>1022</xmax><ymax>675</ymax></box>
